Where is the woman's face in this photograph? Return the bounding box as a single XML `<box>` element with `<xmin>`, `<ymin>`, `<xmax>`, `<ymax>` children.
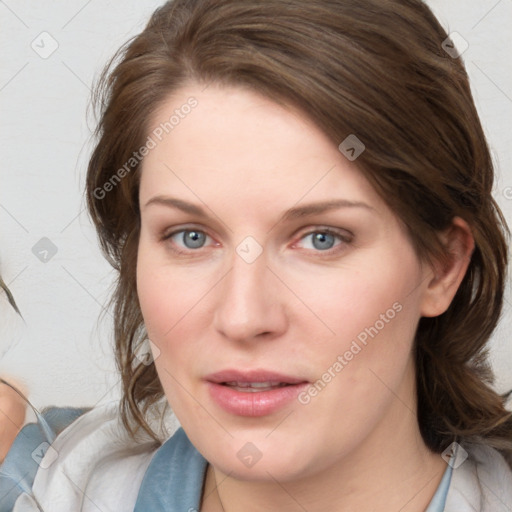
<box><xmin>137</xmin><ymin>83</ymin><xmax>434</xmax><ymax>481</ymax></box>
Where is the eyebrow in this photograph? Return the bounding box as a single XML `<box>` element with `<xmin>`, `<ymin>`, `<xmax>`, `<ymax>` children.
<box><xmin>281</xmin><ymin>199</ymin><xmax>374</xmax><ymax>222</ymax></box>
<box><xmin>144</xmin><ymin>196</ymin><xmax>205</xmax><ymax>215</ymax></box>
<box><xmin>143</xmin><ymin>196</ymin><xmax>373</xmax><ymax>220</ymax></box>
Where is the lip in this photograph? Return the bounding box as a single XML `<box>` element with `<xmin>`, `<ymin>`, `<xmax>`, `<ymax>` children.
<box><xmin>205</xmin><ymin>369</ymin><xmax>309</xmax><ymax>417</ymax></box>
<box><xmin>205</xmin><ymin>369</ymin><xmax>307</xmax><ymax>385</ymax></box>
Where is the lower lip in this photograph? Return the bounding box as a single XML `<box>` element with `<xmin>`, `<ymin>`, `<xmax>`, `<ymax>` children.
<box><xmin>206</xmin><ymin>382</ymin><xmax>308</xmax><ymax>417</ymax></box>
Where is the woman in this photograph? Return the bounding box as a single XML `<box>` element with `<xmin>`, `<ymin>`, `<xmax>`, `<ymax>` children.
<box><xmin>1</xmin><ymin>0</ymin><xmax>511</xmax><ymax>510</ymax></box>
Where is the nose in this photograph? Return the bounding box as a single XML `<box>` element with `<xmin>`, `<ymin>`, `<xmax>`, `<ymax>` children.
<box><xmin>213</xmin><ymin>250</ymin><xmax>288</xmax><ymax>343</ymax></box>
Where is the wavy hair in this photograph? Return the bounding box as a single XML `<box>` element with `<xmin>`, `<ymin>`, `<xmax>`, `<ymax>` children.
<box><xmin>86</xmin><ymin>0</ymin><xmax>511</xmax><ymax>458</ymax></box>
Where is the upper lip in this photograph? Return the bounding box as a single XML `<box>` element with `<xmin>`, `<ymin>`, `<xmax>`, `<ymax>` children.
<box><xmin>205</xmin><ymin>369</ymin><xmax>308</xmax><ymax>385</ymax></box>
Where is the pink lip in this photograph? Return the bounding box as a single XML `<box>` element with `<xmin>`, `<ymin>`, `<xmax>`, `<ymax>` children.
<box><xmin>205</xmin><ymin>369</ymin><xmax>309</xmax><ymax>417</ymax></box>
<box><xmin>205</xmin><ymin>369</ymin><xmax>307</xmax><ymax>385</ymax></box>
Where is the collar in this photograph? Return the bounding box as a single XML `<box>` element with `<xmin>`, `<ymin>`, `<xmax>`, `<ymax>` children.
<box><xmin>135</xmin><ymin>427</ymin><xmax>455</xmax><ymax>511</ymax></box>
<box><xmin>134</xmin><ymin>427</ymin><xmax>208</xmax><ymax>511</ymax></box>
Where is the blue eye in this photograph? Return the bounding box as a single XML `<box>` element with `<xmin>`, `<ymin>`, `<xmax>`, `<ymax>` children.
<box><xmin>297</xmin><ymin>230</ymin><xmax>346</xmax><ymax>252</ymax></box>
<box><xmin>310</xmin><ymin>232</ymin><xmax>336</xmax><ymax>250</ymax></box>
<box><xmin>170</xmin><ymin>229</ymin><xmax>209</xmax><ymax>249</ymax></box>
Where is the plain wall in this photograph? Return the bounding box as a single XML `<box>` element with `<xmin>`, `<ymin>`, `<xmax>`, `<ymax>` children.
<box><xmin>0</xmin><ymin>0</ymin><xmax>511</xmax><ymax>410</ymax></box>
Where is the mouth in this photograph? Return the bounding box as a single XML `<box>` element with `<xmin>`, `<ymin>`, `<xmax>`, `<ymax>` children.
<box><xmin>205</xmin><ymin>369</ymin><xmax>309</xmax><ymax>416</ymax></box>
<box><xmin>206</xmin><ymin>369</ymin><xmax>307</xmax><ymax>387</ymax></box>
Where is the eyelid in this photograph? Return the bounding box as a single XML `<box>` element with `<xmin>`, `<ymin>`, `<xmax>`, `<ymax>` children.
<box><xmin>291</xmin><ymin>226</ymin><xmax>353</xmax><ymax>252</ymax></box>
<box><xmin>161</xmin><ymin>224</ymin><xmax>211</xmax><ymax>241</ymax></box>
<box><xmin>161</xmin><ymin>225</ymin><xmax>219</xmax><ymax>254</ymax></box>
<box><xmin>294</xmin><ymin>226</ymin><xmax>353</xmax><ymax>242</ymax></box>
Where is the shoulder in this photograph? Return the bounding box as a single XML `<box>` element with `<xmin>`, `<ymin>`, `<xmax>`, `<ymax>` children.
<box><xmin>13</xmin><ymin>402</ymin><xmax>181</xmax><ymax>512</ymax></box>
<box><xmin>445</xmin><ymin>442</ymin><xmax>512</xmax><ymax>512</ymax></box>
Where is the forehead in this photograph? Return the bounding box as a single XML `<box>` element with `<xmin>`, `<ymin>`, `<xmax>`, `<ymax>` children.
<box><xmin>139</xmin><ymin>83</ymin><xmax>382</xmax><ymax>213</ymax></box>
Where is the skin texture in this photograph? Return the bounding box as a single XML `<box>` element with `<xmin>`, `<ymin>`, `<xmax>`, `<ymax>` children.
<box><xmin>0</xmin><ymin>379</ymin><xmax>27</xmax><ymax>463</ymax></box>
<box><xmin>136</xmin><ymin>83</ymin><xmax>473</xmax><ymax>511</ymax></box>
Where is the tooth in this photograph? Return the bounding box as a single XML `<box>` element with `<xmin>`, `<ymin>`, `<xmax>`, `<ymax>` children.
<box><xmin>249</xmin><ymin>382</ymin><xmax>275</xmax><ymax>388</ymax></box>
<box><xmin>223</xmin><ymin>381</ymin><xmax>289</xmax><ymax>391</ymax></box>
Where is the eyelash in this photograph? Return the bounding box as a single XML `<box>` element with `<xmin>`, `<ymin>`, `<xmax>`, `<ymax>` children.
<box><xmin>161</xmin><ymin>227</ymin><xmax>216</xmax><ymax>256</ymax></box>
<box><xmin>293</xmin><ymin>228</ymin><xmax>352</xmax><ymax>255</ymax></box>
<box><xmin>161</xmin><ymin>226</ymin><xmax>353</xmax><ymax>257</ymax></box>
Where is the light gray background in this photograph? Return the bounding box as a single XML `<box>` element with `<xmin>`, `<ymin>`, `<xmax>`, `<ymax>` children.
<box><xmin>1</xmin><ymin>0</ymin><xmax>511</xmax><ymax>410</ymax></box>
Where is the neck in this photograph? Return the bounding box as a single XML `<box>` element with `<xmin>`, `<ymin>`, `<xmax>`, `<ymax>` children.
<box><xmin>201</xmin><ymin>363</ymin><xmax>446</xmax><ymax>512</ymax></box>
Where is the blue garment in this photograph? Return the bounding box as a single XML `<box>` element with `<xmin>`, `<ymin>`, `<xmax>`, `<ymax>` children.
<box><xmin>0</xmin><ymin>407</ymin><xmax>89</xmax><ymax>512</ymax></box>
<box><xmin>134</xmin><ymin>428</ymin><xmax>208</xmax><ymax>511</ymax></box>
<box><xmin>134</xmin><ymin>427</ymin><xmax>452</xmax><ymax>511</ymax></box>
<box><xmin>1</xmin><ymin>410</ymin><xmax>452</xmax><ymax>511</ymax></box>
<box><xmin>427</xmin><ymin>463</ymin><xmax>453</xmax><ymax>511</ymax></box>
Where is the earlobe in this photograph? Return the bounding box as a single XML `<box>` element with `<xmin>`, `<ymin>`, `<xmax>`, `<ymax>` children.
<box><xmin>420</xmin><ymin>217</ymin><xmax>475</xmax><ymax>318</ymax></box>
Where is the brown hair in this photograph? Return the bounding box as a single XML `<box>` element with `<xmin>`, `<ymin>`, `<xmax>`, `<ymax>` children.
<box><xmin>86</xmin><ymin>0</ymin><xmax>512</xmax><ymax>457</ymax></box>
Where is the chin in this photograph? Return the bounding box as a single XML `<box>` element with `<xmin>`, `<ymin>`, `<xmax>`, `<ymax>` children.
<box><xmin>202</xmin><ymin>432</ymin><xmax>322</xmax><ymax>482</ymax></box>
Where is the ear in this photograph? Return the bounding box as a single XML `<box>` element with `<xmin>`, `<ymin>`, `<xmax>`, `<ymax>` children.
<box><xmin>420</xmin><ymin>216</ymin><xmax>475</xmax><ymax>318</ymax></box>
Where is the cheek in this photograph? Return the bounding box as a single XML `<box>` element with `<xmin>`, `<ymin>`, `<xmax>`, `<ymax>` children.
<box><xmin>135</xmin><ymin>243</ymin><xmax>219</xmax><ymax>406</ymax></box>
<box><xmin>136</xmin><ymin>253</ymin><xmax>197</xmax><ymax>406</ymax></box>
<box><xmin>136</xmin><ymin>243</ymin><xmax>207</xmax><ymax>339</ymax></box>
<box><xmin>302</xmin><ymin>260</ymin><xmax>421</xmax><ymax>347</ymax></box>
<box><xmin>299</xmin><ymin>251</ymin><xmax>424</xmax><ymax>406</ymax></box>
<box><xmin>136</xmin><ymin>261</ymin><xmax>171</xmax><ymax>338</ymax></box>
<box><xmin>324</xmin><ymin>260</ymin><xmax>421</xmax><ymax>387</ymax></box>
